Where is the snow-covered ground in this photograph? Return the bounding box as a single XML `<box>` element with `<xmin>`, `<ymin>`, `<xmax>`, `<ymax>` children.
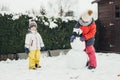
<box><xmin>0</xmin><ymin>38</ymin><xmax>120</xmax><ymax>80</ymax></box>
<box><xmin>0</xmin><ymin>52</ymin><xmax>120</xmax><ymax>80</ymax></box>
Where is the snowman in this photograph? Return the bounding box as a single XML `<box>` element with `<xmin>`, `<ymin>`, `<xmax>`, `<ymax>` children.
<box><xmin>66</xmin><ymin>28</ymin><xmax>88</xmax><ymax>69</ymax></box>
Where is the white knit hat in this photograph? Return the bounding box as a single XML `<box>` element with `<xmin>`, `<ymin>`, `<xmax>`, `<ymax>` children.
<box><xmin>81</xmin><ymin>10</ymin><xmax>93</xmax><ymax>22</ymax></box>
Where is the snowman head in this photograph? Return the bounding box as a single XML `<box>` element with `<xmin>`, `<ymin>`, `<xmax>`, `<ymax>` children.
<box><xmin>70</xmin><ymin>37</ymin><xmax>85</xmax><ymax>51</ymax></box>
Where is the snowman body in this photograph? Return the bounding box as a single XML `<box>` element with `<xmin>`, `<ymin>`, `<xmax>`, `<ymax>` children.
<box><xmin>67</xmin><ymin>37</ymin><xmax>88</xmax><ymax>69</ymax></box>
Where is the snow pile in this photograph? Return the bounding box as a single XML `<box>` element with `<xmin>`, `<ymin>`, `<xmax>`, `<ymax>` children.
<box><xmin>66</xmin><ymin>49</ymin><xmax>87</xmax><ymax>69</ymax></box>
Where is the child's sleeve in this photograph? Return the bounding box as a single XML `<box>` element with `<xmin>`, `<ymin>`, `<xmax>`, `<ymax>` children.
<box><xmin>71</xmin><ymin>21</ymin><xmax>82</xmax><ymax>37</ymax></box>
<box><xmin>25</xmin><ymin>34</ymin><xmax>31</xmax><ymax>49</ymax></box>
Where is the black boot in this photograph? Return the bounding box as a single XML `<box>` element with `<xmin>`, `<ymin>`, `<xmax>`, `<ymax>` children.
<box><xmin>86</xmin><ymin>61</ymin><xmax>89</xmax><ymax>67</ymax></box>
<box><xmin>35</xmin><ymin>64</ymin><xmax>37</xmax><ymax>67</ymax></box>
<box><xmin>35</xmin><ymin>64</ymin><xmax>41</xmax><ymax>68</ymax></box>
<box><xmin>88</xmin><ymin>66</ymin><xmax>96</xmax><ymax>70</ymax></box>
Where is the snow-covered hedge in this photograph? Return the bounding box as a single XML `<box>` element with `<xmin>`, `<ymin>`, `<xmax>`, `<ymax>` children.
<box><xmin>0</xmin><ymin>14</ymin><xmax>76</xmax><ymax>54</ymax></box>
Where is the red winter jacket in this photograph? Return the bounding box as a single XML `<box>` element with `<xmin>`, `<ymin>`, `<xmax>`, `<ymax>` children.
<box><xmin>80</xmin><ymin>22</ymin><xmax>96</xmax><ymax>40</ymax></box>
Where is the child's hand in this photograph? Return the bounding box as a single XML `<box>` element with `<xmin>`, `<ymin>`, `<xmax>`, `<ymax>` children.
<box><xmin>41</xmin><ymin>47</ymin><xmax>45</xmax><ymax>51</ymax></box>
<box><xmin>70</xmin><ymin>35</ymin><xmax>76</xmax><ymax>42</ymax></box>
<box><xmin>80</xmin><ymin>36</ymin><xmax>85</xmax><ymax>41</ymax></box>
<box><xmin>25</xmin><ymin>48</ymin><xmax>29</xmax><ymax>54</ymax></box>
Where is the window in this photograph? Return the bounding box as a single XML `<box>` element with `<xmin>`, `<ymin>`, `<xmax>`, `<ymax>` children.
<box><xmin>115</xmin><ymin>5</ymin><xmax>120</xmax><ymax>18</ymax></box>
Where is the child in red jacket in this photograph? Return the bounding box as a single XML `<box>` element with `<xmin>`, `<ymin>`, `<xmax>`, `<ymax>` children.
<box><xmin>70</xmin><ymin>10</ymin><xmax>97</xmax><ymax>70</ymax></box>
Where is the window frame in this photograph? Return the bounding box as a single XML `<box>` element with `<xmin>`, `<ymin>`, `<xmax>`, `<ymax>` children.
<box><xmin>115</xmin><ymin>5</ymin><xmax>120</xmax><ymax>18</ymax></box>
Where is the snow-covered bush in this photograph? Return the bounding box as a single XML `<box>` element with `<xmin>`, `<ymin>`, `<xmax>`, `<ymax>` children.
<box><xmin>0</xmin><ymin>14</ymin><xmax>76</xmax><ymax>54</ymax></box>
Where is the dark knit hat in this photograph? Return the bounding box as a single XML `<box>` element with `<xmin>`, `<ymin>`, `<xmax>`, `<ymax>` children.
<box><xmin>29</xmin><ymin>21</ymin><xmax>37</xmax><ymax>28</ymax></box>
